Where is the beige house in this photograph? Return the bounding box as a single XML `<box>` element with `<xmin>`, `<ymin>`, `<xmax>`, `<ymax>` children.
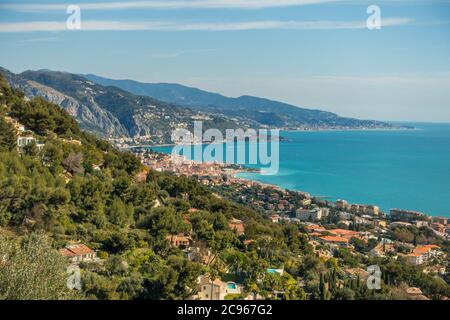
<box><xmin>166</xmin><ymin>234</ymin><xmax>191</xmax><ymax>247</ymax></box>
<box><xmin>296</xmin><ymin>208</ymin><xmax>328</xmax><ymax>222</ymax></box>
<box><xmin>318</xmin><ymin>235</ymin><xmax>350</xmax><ymax>248</ymax></box>
<box><xmin>228</xmin><ymin>218</ymin><xmax>245</xmax><ymax>236</ymax></box>
<box><xmin>327</xmin><ymin>228</ymin><xmax>360</xmax><ymax>240</ymax></box>
<box><xmin>369</xmin><ymin>243</ymin><xmax>395</xmax><ymax>257</ymax></box>
<box><xmin>4</xmin><ymin>116</ymin><xmax>25</xmax><ymax>133</ymax></box>
<box><xmin>270</xmin><ymin>214</ymin><xmax>280</xmax><ymax>223</ymax></box>
<box><xmin>195</xmin><ymin>276</ymin><xmax>243</xmax><ymax>300</ymax></box>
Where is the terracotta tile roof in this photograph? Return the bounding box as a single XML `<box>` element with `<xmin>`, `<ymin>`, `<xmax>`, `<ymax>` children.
<box><xmin>59</xmin><ymin>248</ymin><xmax>75</xmax><ymax>257</ymax></box>
<box><xmin>229</xmin><ymin>220</ymin><xmax>245</xmax><ymax>235</ymax></box>
<box><xmin>319</xmin><ymin>235</ymin><xmax>349</xmax><ymax>243</ymax></box>
<box><xmin>406</xmin><ymin>287</ymin><xmax>423</xmax><ymax>295</ymax></box>
<box><xmin>412</xmin><ymin>245</ymin><xmax>440</xmax><ymax>255</ymax></box>
<box><xmin>166</xmin><ymin>234</ymin><xmax>191</xmax><ymax>243</ymax></box>
<box><xmin>305</xmin><ymin>224</ymin><xmax>326</xmax><ymax>232</ymax></box>
<box><xmin>328</xmin><ymin>229</ymin><xmax>359</xmax><ymax>236</ymax></box>
<box><xmin>59</xmin><ymin>244</ymin><xmax>94</xmax><ymax>257</ymax></box>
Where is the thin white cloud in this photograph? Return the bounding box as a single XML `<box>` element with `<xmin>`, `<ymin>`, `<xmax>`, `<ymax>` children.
<box><xmin>0</xmin><ymin>18</ymin><xmax>413</xmax><ymax>32</ymax></box>
<box><xmin>0</xmin><ymin>0</ymin><xmax>340</xmax><ymax>12</ymax></box>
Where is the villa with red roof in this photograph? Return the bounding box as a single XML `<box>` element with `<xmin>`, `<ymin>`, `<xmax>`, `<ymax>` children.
<box><xmin>318</xmin><ymin>235</ymin><xmax>350</xmax><ymax>248</ymax></box>
<box><xmin>407</xmin><ymin>245</ymin><xmax>442</xmax><ymax>265</ymax></box>
<box><xmin>305</xmin><ymin>224</ymin><xmax>326</xmax><ymax>233</ymax></box>
<box><xmin>327</xmin><ymin>229</ymin><xmax>360</xmax><ymax>240</ymax></box>
<box><xmin>59</xmin><ymin>244</ymin><xmax>97</xmax><ymax>264</ymax></box>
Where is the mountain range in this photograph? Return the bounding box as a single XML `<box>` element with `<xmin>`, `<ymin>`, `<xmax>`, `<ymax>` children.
<box><xmin>0</xmin><ymin>67</ymin><xmax>251</xmax><ymax>145</ymax></box>
<box><xmin>84</xmin><ymin>74</ymin><xmax>395</xmax><ymax>130</ymax></box>
<box><xmin>0</xmin><ymin>67</ymin><xmax>397</xmax><ymax>146</ymax></box>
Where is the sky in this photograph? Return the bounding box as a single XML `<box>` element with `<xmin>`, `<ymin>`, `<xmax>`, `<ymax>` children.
<box><xmin>0</xmin><ymin>0</ymin><xmax>449</xmax><ymax>122</ymax></box>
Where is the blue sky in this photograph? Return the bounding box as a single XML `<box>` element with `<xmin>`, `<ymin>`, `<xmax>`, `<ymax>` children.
<box><xmin>0</xmin><ymin>0</ymin><xmax>449</xmax><ymax>122</ymax></box>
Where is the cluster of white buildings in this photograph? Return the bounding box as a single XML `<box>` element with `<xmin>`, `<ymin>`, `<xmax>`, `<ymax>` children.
<box><xmin>4</xmin><ymin>115</ymin><xmax>44</xmax><ymax>151</ymax></box>
<box><xmin>295</xmin><ymin>208</ymin><xmax>330</xmax><ymax>222</ymax></box>
<box><xmin>390</xmin><ymin>208</ymin><xmax>427</xmax><ymax>222</ymax></box>
<box><xmin>336</xmin><ymin>199</ymin><xmax>380</xmax><ymax>216</ymax></box>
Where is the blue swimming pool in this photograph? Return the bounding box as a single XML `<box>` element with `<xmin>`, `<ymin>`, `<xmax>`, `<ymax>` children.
<box><xmin>227</xmin><ymin>283</ymin><xmax>237</xmax><ymax>290</ymax></box>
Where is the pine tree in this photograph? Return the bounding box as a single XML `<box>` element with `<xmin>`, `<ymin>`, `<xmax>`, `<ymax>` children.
<box><xmin>0</xmin><ymin>117</ymin><xmax>16</xmax><ymax>152</ymax></box>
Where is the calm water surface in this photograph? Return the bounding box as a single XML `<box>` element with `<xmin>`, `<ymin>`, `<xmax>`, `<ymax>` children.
<box><xmin>152</xmin><ymin>123</ymin><xmax>450</xmax><ymax>217</ymax></box>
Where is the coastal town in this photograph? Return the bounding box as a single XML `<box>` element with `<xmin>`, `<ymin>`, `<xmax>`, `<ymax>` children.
<box><xmin>1</xmin><ymin>0</ymin><xmax>450</xmax><ymax>306</ymax></box>
<box><xmin>1</xmin><ymin>73</ymin><xmax>449</xmax><ymax>301</ymax></box>
<box><xmin>104</xmin><ymin>148</ymin><xmax>450</xmax><ymax>300</ymax></box>
<box><xmin>3</xmin><ymin>111</ymin><xmax>449</xmax><ymax>300</ymax></box>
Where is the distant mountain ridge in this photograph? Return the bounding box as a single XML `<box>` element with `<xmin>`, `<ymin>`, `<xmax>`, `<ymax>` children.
<box><xmin>84</xmin><ymin>73</ymin><xmax>395</xmax><ymax>130</ymax></box>
<box><xmin>0</xmin><ymin>67</ymin><xmax>128</xmax><ymax>137</ymax></box>
<box><xmin>0</xmin><ymin>67</ymin><xmax>402</xmax><ymax>147</ymax></box>
<box><xmin>0</xmin><ymin>68</ymin><xmax>253</xmax><ymax>145</ymax></box>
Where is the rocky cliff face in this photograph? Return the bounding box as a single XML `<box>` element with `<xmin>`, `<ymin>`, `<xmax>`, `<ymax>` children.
<box><xmin>0</xmin><ymin>68</ymin><xmax>128</xmax><ymax>137</ymax></box>
<box><xmin>1</xmin><ymin>68</ymin><xmax>250</xmax><ymax>145</ymax></box>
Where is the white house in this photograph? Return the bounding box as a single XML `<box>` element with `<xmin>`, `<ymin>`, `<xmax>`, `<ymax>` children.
<box><xmin>407</xmin><ymin>245</ymin><xmax>442</xmax><ymax>266</ymax></box>
<box><xmin>17</xmin><ymin>136</ymin><xmax>35</xmax><ymax>147</ymax></box>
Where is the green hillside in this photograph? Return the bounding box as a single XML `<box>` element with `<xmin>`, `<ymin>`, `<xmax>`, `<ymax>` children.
<box><xmin>0</xmin><ymin>74</ymin><xmax>447</xmax><ymax>300</ymax></box>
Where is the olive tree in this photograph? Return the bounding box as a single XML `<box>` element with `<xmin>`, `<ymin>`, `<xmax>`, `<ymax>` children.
<box><xmin>0</xmin><ymin>232</ymin><xmax>79</xmax><ymax>300</ymax></box>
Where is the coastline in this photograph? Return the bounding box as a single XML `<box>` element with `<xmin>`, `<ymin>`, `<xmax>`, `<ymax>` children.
<box><xmin>231</xmin><ymin>169</ymin><xmax>326</xmax><ymax>200</ymax></box>
<box><xmin>130</xmin><ymin>123</ymin><xmax>448</xmax><ymax>218</ymax></box>
<box><xmin>283</xmin><ymin>127</ymin><xmax>419</xmax><ymax>133</ymax></box>
<box><xmin>232</xmin><ymin>168</ymin><xmax>447</xmax><ymax>219</ymax></box>
<box><xmin>122</xmin><ymin>125</ymin><xmax>418</xmax><ymax>150</ymax></box>
<box><xmin>231</xmin><ymin>169</ymin><xmax>447</xmax><ymax>220</ymax></box>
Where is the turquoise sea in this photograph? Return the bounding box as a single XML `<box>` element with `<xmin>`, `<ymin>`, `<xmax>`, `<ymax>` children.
<box><xmin>151</xmin><ymin>123</ymin><xmax>450</xmax><ymax>217</ymax></box>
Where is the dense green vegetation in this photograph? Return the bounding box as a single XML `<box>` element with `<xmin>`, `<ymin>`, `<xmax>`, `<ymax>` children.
<box><xmin>0</xmin><ymin>232</ymin><xmax>78</xmax><ymax>300</ymax></box>
<box><xmin>0</xmin><ymin>74</ymin><xmax>448</xmax><ymax>300</ymax></box>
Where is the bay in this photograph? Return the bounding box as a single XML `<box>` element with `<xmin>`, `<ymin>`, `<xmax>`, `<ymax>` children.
<box><xmin>151</xmin><ymin>123</ymin><xmax>450</xmax><ymax>217</ymax></box>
